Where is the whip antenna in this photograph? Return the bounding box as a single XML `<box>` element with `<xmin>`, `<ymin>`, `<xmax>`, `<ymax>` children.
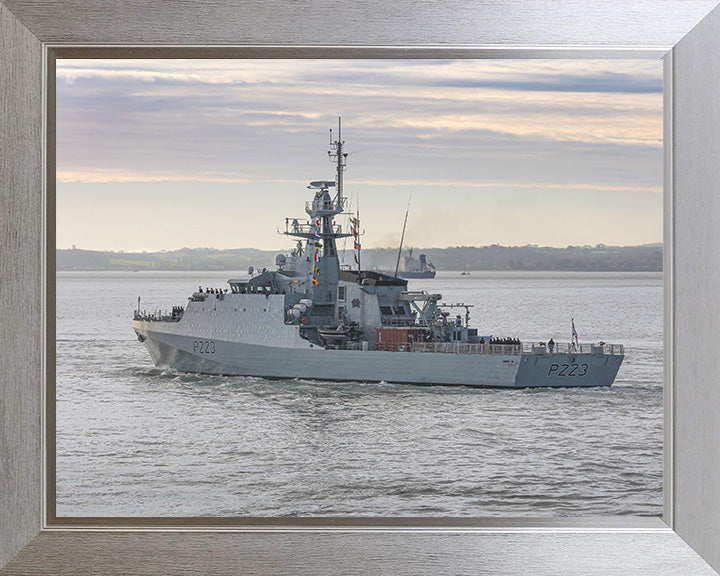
<box><xmin>394</xmin><ymin>194</ymin><xmax>412</xmax><ymax>277</ymax></box>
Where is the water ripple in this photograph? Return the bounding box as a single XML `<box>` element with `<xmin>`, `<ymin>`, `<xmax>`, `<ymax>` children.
<box><xmin>56</xmin><ymin>271</ymin><xmax>663</xmax><ymax>517</ymax></box>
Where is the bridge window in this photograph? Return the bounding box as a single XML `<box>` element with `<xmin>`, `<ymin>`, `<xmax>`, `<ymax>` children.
<box><xmin>338</xmin><ymin>285</ymin><xmax>346</xmax><ymax>302</ymax></box>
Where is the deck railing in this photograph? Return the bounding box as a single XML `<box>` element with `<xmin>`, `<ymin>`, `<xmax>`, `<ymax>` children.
<box><xmin>374</xmin><ymin>341</ymin><xmax>624</xmax><ymax>356</ymax></box>
<box><xmin>304</xmin><ymin>198</ymin><xmax>347</xmax><ymax>213</ymax></box>
<box><xmin>283</xmin><ymin>219</ymin><xmax>346</xmax><ymax>237</ymax></box>
<box><xmin>133</xmin><ymin>310</ymin><xmax>183</xmax><ymax>323</ymax></box>
<box><xmin>380</xmin><ymin>317</ymin><xmax>418</xmax><ymax>327</ymax></box>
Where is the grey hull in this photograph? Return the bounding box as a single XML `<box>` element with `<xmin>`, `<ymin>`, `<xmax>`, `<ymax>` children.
<box><xmin>398</xmin><ymin>270</ymin><xmax>436</xmax><ymax>279</ymax></box>
<box><xmin>134</xmin><ymin>323</ymin><xmax>623</xmax><ymax>388</ymax></box>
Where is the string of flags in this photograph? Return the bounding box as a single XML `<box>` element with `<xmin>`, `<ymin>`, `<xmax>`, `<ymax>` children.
<box><xmin>351</xmin><ymin>216</ymin><xmax>361</xmax><ymax>268</ymax></box>
<box><xmin>312</xmin><ymin>217</ymin><xmax>322</xmax><ymax>284</ymax></box>
<box><xmin>310</xmin><ymin>214</ymin><xmax>362</xmax><ymax>284</ymax></box>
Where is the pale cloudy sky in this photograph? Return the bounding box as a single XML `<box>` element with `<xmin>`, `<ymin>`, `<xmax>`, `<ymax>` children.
<box><xmin>56</xmin><ymin>59</ymin><xmax>663</xmax><ymax>252</ymax></box>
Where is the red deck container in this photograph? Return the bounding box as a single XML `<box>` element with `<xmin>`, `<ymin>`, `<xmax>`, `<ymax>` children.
<box><xmin>376</xmin><ymin>327</ymin><xmax>431</xmax><ymax>351</ymax></box>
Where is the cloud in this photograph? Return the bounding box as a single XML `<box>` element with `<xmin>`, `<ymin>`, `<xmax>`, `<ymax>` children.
<box><xmin>57</xmin><ymin>58</ymin><xmax>663</xmax><ymax>94</ymax></box>
<box><xmin>55</xmin><ymin>59</ymin><xmax>663</xmax><ymax>249</ymax></box>
<box><xmin>57</xmin><ymin>61</ymin><xmax>662</xmax><ymax>154</ymax></box>
<box><xmin>56</xmin><ymin>168</ymin><xmax>661</xmax><ymax>195</ymax></box>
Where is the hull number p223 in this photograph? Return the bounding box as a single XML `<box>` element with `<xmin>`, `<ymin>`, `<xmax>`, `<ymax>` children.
<box><xmin>193</xmin><ymin>340</ymin><xmax>216</xmax><ymax>354</ymax></box>
<box><xmin>548</xmin><ymin>363</ymin><xmax>588</xmax><ymax>377</ymax></box>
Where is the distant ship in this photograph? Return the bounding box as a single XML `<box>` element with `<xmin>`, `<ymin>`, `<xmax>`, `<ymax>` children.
<box><xmin>398</xmin><ymin>249</ymin><xmax>436</xmax><ymax>279</ymax></box>
<box><xmin>461</xmin><ymin>265</ymin><xmax>470</xmax><ymax>276</ymax></box>
<box><xmin>132</xmin><ymin>121</ymin><xmax>624</xmax><ymax>388</ymax></box>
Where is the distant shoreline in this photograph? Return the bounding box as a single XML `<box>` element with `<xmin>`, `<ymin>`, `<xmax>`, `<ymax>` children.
<box><xmin>56</xmin><ymin>244</ymin><xmax>663</xmax><ymax>272</ymax></box>
<box><xmin>56</xmin><ymin>270</ymin><xmax>663</xmax><ymax>278</ymax></box>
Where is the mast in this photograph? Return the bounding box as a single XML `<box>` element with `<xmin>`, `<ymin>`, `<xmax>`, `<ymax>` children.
<box><xmin>355</xmin><ymin>194</ymin><xmax>361</xmax><ymax>271</ymax></box>
<box><xmin>394</xmin><ymin>195</ymin><xmax>412</xmax><ymax>277</ymax></box>
<box><xmin>337</xmin><ymin>118</ymin><xmax>343</xmax><ymax>202</ymax></box>
<box><xmin>329</xmin><ymin>116</ymin><xmax>347</xmax><ymax>208</ymax></box>
<box><xmin>282</xmin><ymin>121</ymin><xmax>354</xmax><ymax>308</ymax></box>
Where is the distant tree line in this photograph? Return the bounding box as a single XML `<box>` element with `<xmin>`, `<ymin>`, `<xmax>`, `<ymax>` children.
<box><xmin>57</xmin><ymin>243</ymin><xmax>662</xmax><ymax>272</ymax></box>
<box><xmin>366</xmin><ymin>244</ymin><xmax>663</xmax><ymax>272</ymax></box>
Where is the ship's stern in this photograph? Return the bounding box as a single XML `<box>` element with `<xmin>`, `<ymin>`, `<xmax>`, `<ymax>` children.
<box><xmin>514</xmin><ymin>346</ymin><xmax>624</xmax><ymax>388</ymax></box>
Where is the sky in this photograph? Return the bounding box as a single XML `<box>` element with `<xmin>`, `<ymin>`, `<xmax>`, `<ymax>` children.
<box><xmin>56</xmin><ymin>59</ymin><xmax>663</xmax><ymax>252</ymax></box>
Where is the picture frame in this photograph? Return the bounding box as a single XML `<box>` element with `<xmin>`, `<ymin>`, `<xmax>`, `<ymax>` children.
<box><xmin>2</xmin><ymin>1</ymin><xmax>720</xmax><ymax>574</ymax></box>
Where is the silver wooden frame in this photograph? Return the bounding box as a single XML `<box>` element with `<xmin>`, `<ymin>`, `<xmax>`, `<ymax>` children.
<box><xmin>3</xmin><ymin>2</ymin><xmax>720</xmax><ymax>574</ymax></box>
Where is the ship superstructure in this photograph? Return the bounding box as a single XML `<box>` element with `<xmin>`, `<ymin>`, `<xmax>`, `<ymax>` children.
<box><xmin>132</xmin><ymin>122</ymin><xmax>624</xmax><ymax>388</ymax></box>
<box><xmin>398</xmin><ymin>249</ymin><xmax>436</xmax><ymax>279</ymax></box>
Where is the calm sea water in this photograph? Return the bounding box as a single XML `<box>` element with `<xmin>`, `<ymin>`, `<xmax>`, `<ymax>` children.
<box><xmin>56</xmin><ymin>270</ymin><xmax>663</xmax><ymax>517</ymax></box>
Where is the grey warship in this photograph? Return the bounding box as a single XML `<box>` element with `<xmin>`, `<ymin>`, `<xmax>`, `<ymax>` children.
<box><xmin>132</xmin><ymin>123</ymin><xmax>624</xmax><ymax>388</ymax></box>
